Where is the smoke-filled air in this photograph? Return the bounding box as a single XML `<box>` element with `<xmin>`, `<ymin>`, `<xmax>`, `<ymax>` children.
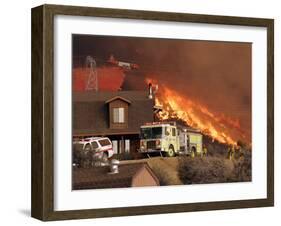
<box><xmin>72</xmin><ymin>35</ymin><xmax>252</xmax><ymax>146</ymax></box>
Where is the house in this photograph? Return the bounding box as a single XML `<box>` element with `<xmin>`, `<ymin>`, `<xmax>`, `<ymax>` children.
<box><xmin>72</xmin><ymin>163</ymin><xmax>160</xmax><ymax>189</ymax></box>
<box><xmin>73</xmin><ymin>90</ymin><xmax>155</xmax><ymax>154</ymax></box>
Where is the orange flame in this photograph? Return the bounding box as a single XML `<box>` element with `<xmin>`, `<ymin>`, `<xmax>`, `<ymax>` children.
<box><xmin>147</xmin><ymin>78</ymin><xmax>248</xmax><ymax>146</ymax></box>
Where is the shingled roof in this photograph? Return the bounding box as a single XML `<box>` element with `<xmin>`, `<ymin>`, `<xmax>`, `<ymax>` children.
<box><xmin>73</xmin><ymin>91</ymin><xmax>154</xmax><ymax>136</ymax></box>
<box><xmin>105</xmin><ymin>96</ymin><xmax>132</xmax><ymax>104</ymax></box>
<box><xmin>72</xmin><ymin>163</ymin><xmax>159</xmax><ymax>189</ymax></box>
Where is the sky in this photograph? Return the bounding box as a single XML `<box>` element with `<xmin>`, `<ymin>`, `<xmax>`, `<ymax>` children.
<box><xmin>72</xmin><ymin>34</ymin><xmax>252</xmax><ymax>142</ymax></box>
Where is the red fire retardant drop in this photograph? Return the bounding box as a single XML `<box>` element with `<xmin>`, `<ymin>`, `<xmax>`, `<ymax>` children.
<box><xmin>73</xmin><ymin>66</ymin><xmax>125</xmax><ymax>91</ymax></box>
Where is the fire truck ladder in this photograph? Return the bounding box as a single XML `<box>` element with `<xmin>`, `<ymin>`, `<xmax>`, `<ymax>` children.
<box><xmin>85</xmin><ymin>56</ymin><xmax>98</xmax><ymax>91</ymax></box>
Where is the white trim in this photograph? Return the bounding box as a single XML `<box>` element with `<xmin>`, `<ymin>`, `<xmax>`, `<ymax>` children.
<box><xmin>54</xmin><ymin>15</ymin><xmax>267</xmax><ymax>211</ymax></box>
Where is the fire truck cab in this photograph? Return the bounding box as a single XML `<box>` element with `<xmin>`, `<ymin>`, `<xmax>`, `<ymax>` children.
<box><xmin>139</xmin><ymin>122</ymin><xmax>203</xmax><ymax>157</ymax></box>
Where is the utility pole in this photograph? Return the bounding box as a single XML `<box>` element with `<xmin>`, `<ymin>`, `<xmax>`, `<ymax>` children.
<box><xmin>85</xmin><ymin>56</ymin><xmax>98</xmax><ymax>91</ymax></box>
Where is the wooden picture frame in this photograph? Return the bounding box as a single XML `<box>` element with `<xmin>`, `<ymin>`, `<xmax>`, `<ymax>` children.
<box><xmin>31</xmin><ymin>4</ymin><xmax>274</xmax><ymax>221</ymax></box>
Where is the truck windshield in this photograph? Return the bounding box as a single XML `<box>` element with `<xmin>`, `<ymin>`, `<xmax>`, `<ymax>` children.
<box><xmin>140</xmin><ymin>127</ymin><xmax>163</xmax><ymax>139</ymax></box>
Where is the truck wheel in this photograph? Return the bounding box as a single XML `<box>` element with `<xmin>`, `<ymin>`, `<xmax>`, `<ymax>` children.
<box><xmin>166</xmin><ymin>145</ymin><xmax>175</xmax><ymax>157</ymax></box>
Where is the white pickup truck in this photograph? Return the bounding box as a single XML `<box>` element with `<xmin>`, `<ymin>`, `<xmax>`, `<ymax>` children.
<box><xmin>73</xmin><ymin>137</ymin><xmax>114</xmax><ymax>166</ymax></box>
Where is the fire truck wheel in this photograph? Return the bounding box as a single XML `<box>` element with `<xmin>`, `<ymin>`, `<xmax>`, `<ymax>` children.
<box><xmin>166</xmin><ymin>145</ymin><xmax>175</xmax><ymax>157</ymax></box>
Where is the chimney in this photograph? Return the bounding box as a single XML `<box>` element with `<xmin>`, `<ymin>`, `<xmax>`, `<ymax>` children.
<box><xmin>108</xmin><ymin>159</ymin><xmax>120</xmax><ymax>174</ymax></box>
<box><xmin>154</xmin><ymin>84</ymin><xmax>158</xmax><ymax>94</ymax></box>
<box><xmin>148</xmin><ymin>83</ymin><xmax>153</xmax><ymax>99</ymax></box>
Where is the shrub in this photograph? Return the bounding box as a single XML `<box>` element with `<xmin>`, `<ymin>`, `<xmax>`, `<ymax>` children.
<box><xmin>73</xmin><ymin>147</ymin><xmax>108</xmax><ymax>168</ymax></box>
<box><xmin>178</xmin><ymin>156</ymin><xmax>233</xmax><ymax>184</ymax></box>
<box><xmin>231</xmin><ymin>151</ymin><xmax>252</xmax><ymax>182</ymax></box>
<box><xmin>178</xmin><ymin>154</ymin><xmax>251</xmax><ymax>184</ymax></box>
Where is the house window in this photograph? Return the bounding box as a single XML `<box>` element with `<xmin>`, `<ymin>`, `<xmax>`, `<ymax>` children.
<box><xmin>113</xmin><ymin>107</ymin><xmax>125</xmax><ymax>123</ymax></box>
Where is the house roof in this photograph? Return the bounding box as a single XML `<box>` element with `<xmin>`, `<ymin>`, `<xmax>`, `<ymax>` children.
<box><xmin>73</xmin><ymin>91</ymin><xmax>154</xmax><ymax>136</ymax></box>
<box><xmin>73</xmin><ymin>91</ymin><xmax>150</xmax><ymax>102</ymax></box>
<box><xmin>105</xmin><ymin>96</ymin><xmax>131</xmax><ymax>104</ymax></box>
<box><xmin>72</xmin><ymin>163</ymin><xmax>159</xmax><ymax>190</ymax></box>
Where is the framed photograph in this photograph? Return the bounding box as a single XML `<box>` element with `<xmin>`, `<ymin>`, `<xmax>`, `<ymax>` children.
<box><xmin>31</xmin><ymin>4</ymin><xmax>274</xmax><ymax>221</ymax></box>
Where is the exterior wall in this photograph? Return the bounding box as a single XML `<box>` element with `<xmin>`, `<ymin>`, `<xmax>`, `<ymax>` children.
<box><xmin>132</xmin><ymin>167</ymin><xmax>159</xmax><ymax>187</ymax></box>
<box><xmin>109</xmin><ymin>99</ymin><xmax>129</xmax><ymax>129</ymax></box>
<box><xmin>73</xmin><ymin>92</ymin><xmax>154</xmax><ymax>136</ymax></box>
<box><xmin>73</xmin><ymin>101</ymin><xmax>109</xmax><ymax>131</ymax></box>
<box><xmin>130</xmin><ymin>139</ymin><xmax>140</xmax><ymax>154</ymax></box>
<box><xmin>108</xmin><ymin>134</ymin><xmax>140</xmax><ymax>154</ymax></box>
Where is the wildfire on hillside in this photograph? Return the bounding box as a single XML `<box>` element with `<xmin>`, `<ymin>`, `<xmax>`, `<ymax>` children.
<box><xmin>146</xmin><ymin>78</ymin><xmax>249</xmax><ymax>146</ymax></box>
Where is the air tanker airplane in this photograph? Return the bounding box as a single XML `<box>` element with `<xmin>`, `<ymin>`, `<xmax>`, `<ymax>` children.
<box><xmin>108</xmin><ymin>54</ymin><xmax>139</xmax><ymax>71</ymax></box>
